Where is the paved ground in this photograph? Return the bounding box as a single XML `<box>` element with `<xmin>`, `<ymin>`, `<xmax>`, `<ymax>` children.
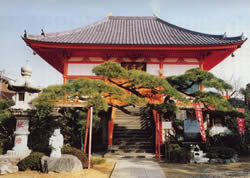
<box><xmin>110</xmin><ymin>158</ymin><xmax>165</xmax><ymax>178</ymax></box>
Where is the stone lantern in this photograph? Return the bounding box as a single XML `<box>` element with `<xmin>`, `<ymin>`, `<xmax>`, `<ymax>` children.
<box><xmin>3</xmin><ymin>61</ymin><xmax>41</xmax><ymax>159</ymax></box>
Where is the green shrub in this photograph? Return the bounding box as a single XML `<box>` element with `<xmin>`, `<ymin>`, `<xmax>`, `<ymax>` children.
<box><xmin>167</xmin><ymin>144</ymin><xmax>191</xmax><ymax>163</ymax></box>
<box><xmin>91</xmin><ymin>157</ymin><xmax>106</xmax><ymax>165</ymax></box>
<box><xmin>207</xmin><ymin>146</ymin><xmax>236</xmax><ymax>159</ymax></box>
<box><xmin>62</xmin><ymin>146</ymin><xmax>88</xmax><ymax>168</ymax></box>
<box><xmin>17</xmin><ymin>152</ymin><xmax>45</xmax><ymax>171</ymax></box>
<box><xmin>208</xmin><ymin>134</ymin><xmax>241</xmax><ymax>149</ymax></box>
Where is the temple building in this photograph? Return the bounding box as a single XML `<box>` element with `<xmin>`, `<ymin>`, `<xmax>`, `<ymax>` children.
<box><xmin>0</xmin><ymin>73</ymin><xmax>15</xmax><ymax>100</ymax></box>
<box><xmin>23</xmin><ymin>15</ymin><xmax>246</xmax><ymax>156</ymax></box>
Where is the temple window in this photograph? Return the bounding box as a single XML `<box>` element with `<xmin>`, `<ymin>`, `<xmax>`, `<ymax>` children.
<box><xmin>19</xmin><ymin>93</ymin><xmax>24</xmax><ymax>101</ymax></box>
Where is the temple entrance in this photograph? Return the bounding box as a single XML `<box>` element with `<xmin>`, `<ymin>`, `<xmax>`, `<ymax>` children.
<box><xmin>108</xmin><ymin>106</ymin><xmax>155</xmax><ymax>154</ymax></box>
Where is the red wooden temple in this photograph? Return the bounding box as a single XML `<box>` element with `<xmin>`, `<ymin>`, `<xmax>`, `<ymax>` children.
<box><xmin>23</xmin><ymin>15</ymin><xmax>246</xmax><ymax>157</ymax></box>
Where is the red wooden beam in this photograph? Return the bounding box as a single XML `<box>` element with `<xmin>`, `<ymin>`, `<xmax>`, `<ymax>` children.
<box><xmin>152</xmin><ymin>109</ymin><xmax>161</xmax><ymax>160</ymax></box>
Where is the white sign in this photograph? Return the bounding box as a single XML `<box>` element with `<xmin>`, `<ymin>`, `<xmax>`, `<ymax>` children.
<box><xmin>162</xmin><ymin>121</ymin><xmax>172</xmax><ymax>129</ymax></box>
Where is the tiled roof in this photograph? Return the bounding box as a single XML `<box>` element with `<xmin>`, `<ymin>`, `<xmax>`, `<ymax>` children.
<box><xmin>0</xmin><ymin>75</ymin><xmax>13</xmax><ymax>83</ymax></box>
<box><xmin>25</xmin><ymin>16</ymin><xmax>246</xmax><ymax>46</ymax></box>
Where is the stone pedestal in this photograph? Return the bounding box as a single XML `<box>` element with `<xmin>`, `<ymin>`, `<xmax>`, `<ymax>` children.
<box><xmin>41</xmin><ymin>155</ymin><xmax>82</xmax><ymax>173</ymax></box>
<box><xmin>2</xmin><ymin>109</ymin><xmax>32</xmax><ymax>159</ymax></box>
<box><xmin>0</xmin><ymin>162</ymin><xmax>18</xmax><ymax>175</ymax></box>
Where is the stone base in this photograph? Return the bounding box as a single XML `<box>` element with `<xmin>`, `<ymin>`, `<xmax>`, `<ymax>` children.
<box><xmin>5</xmin><ymin>149</ymin><xmax>31</xmax><ymax>160</ymax></box>
<box><xmin>41</xmin><ymin>154</ymin><xmax>82</xmax><ymax>173</ymax></box>
<box><xmin>0</xmin><ymin>162</ymin><xmax>18</xmax><ymax>175</ymax></box>
<box><xmin>0</xmin><ymin>149</ymin><xmax>31</xmax><ymax>167</ymax></box>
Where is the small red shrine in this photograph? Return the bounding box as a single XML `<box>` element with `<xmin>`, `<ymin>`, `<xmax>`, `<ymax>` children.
<box><xmin>23</xmin><ymin>15</ymin><xmax>246</xmax><ymax>157</ymax></box>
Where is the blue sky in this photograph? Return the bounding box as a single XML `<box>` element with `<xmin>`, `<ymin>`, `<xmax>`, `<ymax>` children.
<box><xmin>0</xmin><ymin>0</ymin><xmax>250</xmax><ymax>88</ymax></box>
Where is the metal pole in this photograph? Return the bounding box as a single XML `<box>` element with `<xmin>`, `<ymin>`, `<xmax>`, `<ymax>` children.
<box><xmin>88</xmin><ymin>106</ymin><xmax>93</xmax><ymax>169</ymax></box>
<box><xmin>83</xmin><ymin>108</ymin><xmax>91</xmax><ymax>152</ymax></box>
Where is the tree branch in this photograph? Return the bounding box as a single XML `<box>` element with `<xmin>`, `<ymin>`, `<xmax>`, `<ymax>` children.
<box><xmin>108</xmin><ymin>78</ymin><xmax>144</xmax><ymax>98</ymax></box>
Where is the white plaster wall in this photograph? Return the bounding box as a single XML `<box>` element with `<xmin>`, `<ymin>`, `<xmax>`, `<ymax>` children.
<box><xmin>68</xmin><ymin>64</ymin><xmax>99</xmax><ymax>76</ymax></box>
<box><xmin>163</xmin><ymin>64</ymin><xmax>199</xmax><ymax>76</ymax></box>
<box><xmin>146</xmin><ymin>64</ymin><xmax>159</xmax><ymax>75</ymax></box>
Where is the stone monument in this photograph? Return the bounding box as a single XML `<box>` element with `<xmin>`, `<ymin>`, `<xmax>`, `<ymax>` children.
<box><xmin>0</xmin><ymin>61</ymin><xmax>41</xmax><ymax>174</ymax></box>
<box><xmin>41</xmin><ymin>129</ymin><xmax>82</xmax><ymax>173</ymax></box>
<box><xmin>49</xmin><ymin>129</ymin><xmax>64</xmax><ymax>158</ymax></box>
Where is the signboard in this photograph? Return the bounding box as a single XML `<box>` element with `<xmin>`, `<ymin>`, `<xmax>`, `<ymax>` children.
<box><xmin>184</xmin><ymin>120</ymin><xmax>201</xmax><ymax>142</ymax></box>
<box><xmin>238</xmin><ymin>118</ymin><xmax>245</xmax><ymax>135</ymax></box>
<box><xmin>162</xmin><ymin>121</ymin><xmax>172</xmax><ymax>129</ymax></box>
<box><xmin>237</xmin><ymin>108</ymin><xmax>245</xmax><ymax>135</ymax></box>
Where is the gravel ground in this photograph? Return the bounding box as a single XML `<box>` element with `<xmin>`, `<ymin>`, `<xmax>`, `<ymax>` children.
<box><xmin>1</xmin><ymin>162</ymin><xmax>115</xmax><ymax>178</ymax></box>
<box><xmin>160</xmin><ymin>156</ymin><xmax>250</xmax><ymax>178</ymax></box>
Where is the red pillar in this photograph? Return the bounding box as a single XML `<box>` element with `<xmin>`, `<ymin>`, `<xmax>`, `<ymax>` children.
<box><xmin>108</xmin><ymin>107</ymin><xmax>116</xmax><ymax>146</ymax></box>
<box><xmin>108</xmin><ymin>121</ymin><xmax>114</xmax><ymax>145</ymax></box>
<box><xmin>159</xmin><ymin>61</ymin><xmax>163</xmax><ymax>77</ymax></box>
<box><xmin>63</xmin><ymin>59</ymin><xmax>68</xmax><ymax>84</ymax></box>
<box><xmin>153</xmin><ymin>109</ymin><xmax>161</xmax><ymax>160</ymax></box>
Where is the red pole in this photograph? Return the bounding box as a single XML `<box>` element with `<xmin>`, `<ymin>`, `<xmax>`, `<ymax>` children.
<box><xmin>152</xmin><ymin>110</ymin><xmax>158</xmax><ymax>159</ymax></box>
<box><xmin>108</xmin><ymin>107</ymin><xmax>116</xmax><ymax>146</ymax></box>
<box><xmin>84</xmin><ymin>108</ymin><xmax>90</xmax><ymax>153</ymax></box>
<box><xmin>157</xmin><ymin>112</ymin><xmax>161</xmax><ymax>160</ymax></box>
<box><xmin>108</xmin><ymin>121</ymin><xmax>114</xmax><ymax>145</ymax></box>
<box><xmin>88</xmin><ymin>107</ymin><xmax>93</xmax><ymax>169</ymax></box>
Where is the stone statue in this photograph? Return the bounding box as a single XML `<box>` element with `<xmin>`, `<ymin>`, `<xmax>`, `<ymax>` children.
<box><xmin>49</xmin><ymin>129</ymin><xmax>64</xmax><ymax>158</ymax></box>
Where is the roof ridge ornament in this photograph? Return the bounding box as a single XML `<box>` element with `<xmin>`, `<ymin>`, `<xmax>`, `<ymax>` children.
<box><xmin>153</xmin><ymin>13</ymin><xmax>158</xmax><ymax>17</ymax></box>
<box><xmin>223</xmin><ymin>32</ymin><xmax>227</xmax><ymax>39</ymax></box>
<box><xmin>41</xmin><ymin>29</ymin><xmax>45</xmax><ymax>37</ymax></box>
<box><xmin>24</xmin><ymin>30</ymin><xmax>27</xmax><ymax>38</ymax></box>
<box><xmin>108</xmin><ymin>13</ymin><xmax>112</xmax><ymax>17</ymax></box>
<box><xmin>241</xmin><ymin>32</ymin><xmax>246</xmax><ymax>40</ymax></box>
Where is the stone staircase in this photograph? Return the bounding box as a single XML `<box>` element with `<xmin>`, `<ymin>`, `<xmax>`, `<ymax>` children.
<box><xmin>109</xmin><ymin>107</ymin><xmax>154</xmax><ymax>154</ymax></box>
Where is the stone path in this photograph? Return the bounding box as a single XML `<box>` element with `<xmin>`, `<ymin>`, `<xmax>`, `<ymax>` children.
<box><xmin>110</xmin><ymin>158</ymin><xmax>165</xmax><ymax>178</ymax></box>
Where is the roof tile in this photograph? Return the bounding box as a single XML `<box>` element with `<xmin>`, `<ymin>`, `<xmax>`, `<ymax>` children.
<box><xmin>26</xmin><ymin>16</ymin><xmax>246</xmax><ymax>46</ymax></box>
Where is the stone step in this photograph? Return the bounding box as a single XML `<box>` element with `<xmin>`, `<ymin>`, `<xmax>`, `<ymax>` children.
<box><xmin>114</xmin><ymin>126</ymin><xmax>153</xmax><ymax>129</ymax></box>
<box><xmin>111</xmin><ymin>107</ymin><xmax>154</xmax><ymax>155</ymax></box>
<box><xmin>114</xmin><ymin>123</ymin><xmax>152</xmax><ymax>127</ymax></box>
<box><xmin>114</xmin><ymin>120</ymin><xmax>142</xmax><ymax>125</ymax></box>
<box><xmin>113</xmin><ymin>135</ymin><xmax>152</xmax><ymax>139</ymax></box>
<box><xmin>114</xmin><ymin>117</ymin><xmax>142</xmax><ymax>121</ymax></box>
<box><xmin>113</xmin><ymin>132</ymin><xmax>153</xmax><ymax>136</ymax></box>
<box><xmin>113</xmin><ymin>132</ymin><xmax>153</xmax><ymax>137</ymax></box>
<box><xmin>113</xmin><ymin>138</ymin><xmax>153</xmax><ymax>142</ymax></box>
<box><xmin>113</xmin><ymin>141</ymin><xmax>153</xmax><ymax>146</ymax></box>
<box><xmin>114</xmin><ymin>121</ymin><xmax>143</xmax><ymax>124</ymax></box>
<box><xmin>113</xmin><ymin>131</ymin><xmax>152</xmax><ymax>135</ymax></box>
<box><xmin>104</xmin><ymin>152</ymin><xmax>155</xmax><ymax>159</ymax></box>
<box><xmin>108</xmin><ymin>148</ymin><xmax>154</xmax><ymax>154</ymax></box>
<box><xmin>110</xmin><ymin>144</ymin><xmax>154</xmax><ymax>150</ymax></box>
<box><xmin>113</xmin><ymin>128</ymin><xmax>153</xmax><ymax>132</ymax></box>
<box><xmin>115</xmin><ymin>116</ymin><xmax>144</xmax><ymax>121</ymax></box>
<box><xmin>113</xmin><ymin>137</ymin><xmax>153</xmax><ymax>142</ymax></box>
<box><xmin>114</xmin><ymin>126</ymin><xmax>144</xmax><ymax>129</ymax></box>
